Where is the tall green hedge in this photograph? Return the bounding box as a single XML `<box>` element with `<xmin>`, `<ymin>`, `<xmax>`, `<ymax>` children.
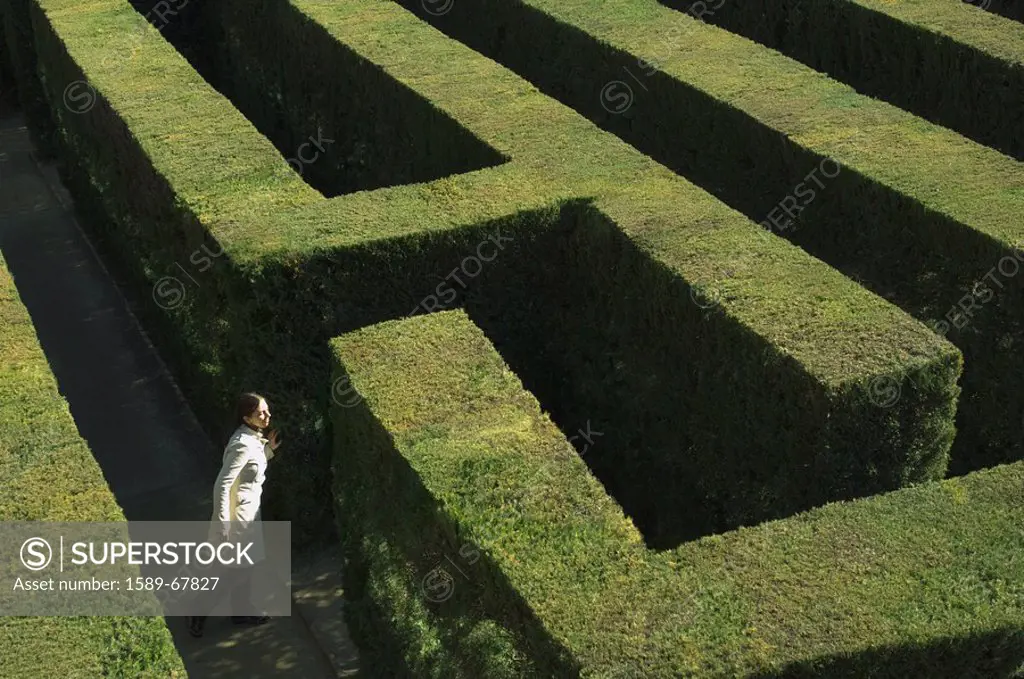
<box><xmin>20</xmin><ymin>0</ymin><xmax>960</xmax><ymax>549</ymax></box>
<box><xmin>668</xmin><ymin>0</ymin><xmax>1024</xmax><ymax>161</ymax></box>
<box><xmin>21</xmin><ymin>0</ymin><xmax>329</xmax><ymax>541</ymax></box>
<box><xmin>1</xmin><ymin>0</ymin><xmax>56</xmax><ymax>155</ymax></box>
<box><xmin>982</xmin><ymin>0</ymin><xmax>1024</xmax><ymax>25</ymax></box>
<box><xmin>391</xmin><ymin>0</ymin><xmax>1024</xmax><ymax>476</ymax></box>
<box><xmin>0</xmin><ymin>254</ymin><xmax>185</xmax><ymax>678</ymax></box>
<box><xmin>199</xmin><ymin>0</ymin><xmax>962</xmax><ymax>545</ymax></box>
<box><xmin>128</xmin><ymin>0</ymin><xmax>508</xmax><ymax>199</ymax></box>
<box><xmin>0</xmin><ymin>3</ymin><xmax>11</xmax><ymax>98</ymax></box>
<box><xmin>330</xmin><ymin>309</ymin><xmax>1024</xmax><ymax>678</ymax></box>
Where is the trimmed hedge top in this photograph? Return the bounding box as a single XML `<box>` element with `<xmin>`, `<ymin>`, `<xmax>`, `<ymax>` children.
<box><xmin>680</xmin><ymin>0</ymin><xmax>1024</xmax><ymax>161</ymax></box>
<box><xmin>24</xmin><ymin>0</ymin><xmax>967</xmax><ymax>545</ymax></box>
<box><xmin>330</xmin><ymin>310</ymin><xmax>674</xmax><ymax>675</ymax></box>
<box><xmin>661</xmin><ymin>461</ymin><xmax>1024</xmax><ymax>675</ymax></box>
<box><xmin>847</xmin><ymin>0</ymin><xmax>1024</xmax><ymax>66</ymax></box>
<box><xmin>484</xmin><ymin>0</ymin><xmax>1024</xmax><ymax>252</ymax></box>
<box><xmin>33</xmin><ymin>0</ymin><xmax>961</xmax><ymax>388</ymax></box>
<box><xmin>330</xmin><ymin>310</ymin><xmax>1024</xmax><ymax>677</ymax></box>
<box><xmin>259</xmin><ymin>0</ymin><xmax>957</xmax><ymax>388</ymax></box>
<box><xmin>37</xmin><ymin>0</ymin><xmax>319</xmax><ymax>221</ymax></box>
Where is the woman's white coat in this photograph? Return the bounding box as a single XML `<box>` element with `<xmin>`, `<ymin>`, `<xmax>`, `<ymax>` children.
<box><xmin>207</xmin><ymin>424</ymin><xmax>275</xmax><ymax>564</ymax></box>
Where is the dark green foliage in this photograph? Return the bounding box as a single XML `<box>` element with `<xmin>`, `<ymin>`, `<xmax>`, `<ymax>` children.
<box><xmin>201</xmin><ymin>0</ymin><xmax>960</xmax><ymax>549</ymax></box>
<box><xmin>330</xmin><ymin>310</ymin><xmax>1024</xmax><ymax>677</ymax></box>
<box><xmin>153</xmin><ymin>0</ymin><xmax>508</xmax><ymax>198</ymax></box>
<box><xmin>671</xmin><ymin>0</ymin><xmax>1024</xmax><ymax>160</ymax></box>
<box><xmin>1</xmin><ymin>0</ymin><xmax>56</xmax><ymax>155</ymax></box>
<box><xmin>0</xmin><ymin>4</ymin><xmax>12</xmax><ymax>101</ymax></box>
<box><xmin>329</xmin><ymin>310</ymin><xmax>637</xmax><ymax>677</ymax></box>
<box><xmin>980</xmin><ymin>0</ymin><xmax>1024</xmax><ymax>25</ymax></box>
<box><xmin>17</xmin><ymin>0</ymin><xmax>962</xmax><ymax>551</ymax></box>
<box><xmin>4</xmin><ymin>0</ymin><xmax>1019</xmax><ymax>673</ymax></box>
<box><xmin>390</xmin><ymin>0</ymin><xmax>1024</xmax><ymax>474</ymax></box>
<box><xmin>466</xmin><ymin>203</ymin><xmax>960</xmax><ymax>546</ymax></box>
<box><xmin>22</xmin><ymin>0</ymin><xmax>327</xmax><ymax>541</ymax></box>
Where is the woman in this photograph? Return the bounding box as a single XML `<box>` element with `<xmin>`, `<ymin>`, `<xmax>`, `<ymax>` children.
<box><xmin>187</xmin><ymin>392</ymin><xmax>283</xmax><ymax>638</ymax></box>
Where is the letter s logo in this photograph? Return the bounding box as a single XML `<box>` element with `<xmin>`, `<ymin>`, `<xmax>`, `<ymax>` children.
<box><xmin>21</xmin><ymin>538</ymin><xmax>52</xmax><ymax>571</ymax></box>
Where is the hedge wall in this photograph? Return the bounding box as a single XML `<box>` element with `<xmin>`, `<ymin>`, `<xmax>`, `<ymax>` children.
<box><xmin>668</xmin><ymin>0</ymin><xmax>1024</xmax><ymax>161</ymax></box>
<box><xmin>0</xmin><ymin>3</ymin><xmax>11</xmax><ymax>100</ymax></box>
<box><xmin>196</xmin><ymin>0</ymin><xmax>962</xmax><ymax>544</ymax></box>
<box><xmin>21</xmin><ymin>0</ymin><xmax>329</xmax><ymax>542</ymax></box>
<box><xmin>127</xmin><ymin>0</ymin><xmax>508</xmax><ymax>199</ymax></box>
<box><xmin>1</xmin><ymin>0</ymin><xmax>55</xmax><ymax>155</ymax></box>
<box><xmin>20</xmin><ymin>0</ymin><xmax>960</xmax><ymax>548</ymax></box>
<box><xmin>330</xmin><ymin>309</ymin><xmax>1024</xmax><ymax>678</ymax></box>
<box><xmin>983</xmin><ymin>0</ymin><xmax>1024</xmax><ymax>25</ymax></box>
<box><xmin>391</xmin><ymin>0</ymin><xmax>1024</xmax><ymax>476</ymax></box>
<box><xmin>0</xmin><ymin>254</ymin><xmax>185</xmax><ymax>677</ymax></box>
<box><xmin>662</xmin><ymin>460</ymin><xmax>1024</xmax><ymax>678</ymax></box>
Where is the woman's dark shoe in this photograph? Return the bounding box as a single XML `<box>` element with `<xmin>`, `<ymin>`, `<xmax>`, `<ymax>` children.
<box><xmin>187</xmin><ymin>616</ymin><xmax>205</xmax><ymax>638</ymax></box>
<box><xmin>231</xmin><ymin>615</ymin><xmax>270</xmax><ymax>626</ymax></box>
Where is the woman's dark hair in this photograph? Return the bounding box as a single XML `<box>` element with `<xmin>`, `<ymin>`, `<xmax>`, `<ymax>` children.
<box><xmin>220</xmin><ymin>392</ymin><xmax>268</xmax><ymax>447</ymax></box>
<box><xmin>236</xmin><ymin>392</ymin><xmax>266</xmax><ymax>427</ymax></box>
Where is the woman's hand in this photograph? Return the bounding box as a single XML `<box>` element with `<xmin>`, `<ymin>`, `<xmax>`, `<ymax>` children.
<box><xmin>267</xmin><ymin>429</ymin><xmax>283</xmax><ymax>452</ymax></box>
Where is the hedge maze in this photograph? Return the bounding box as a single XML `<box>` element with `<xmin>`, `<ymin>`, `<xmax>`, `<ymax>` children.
<box><xmin>3</xmin><ymin>0</ymin><xmax>1023</xmax><ymax>675</ymax></box>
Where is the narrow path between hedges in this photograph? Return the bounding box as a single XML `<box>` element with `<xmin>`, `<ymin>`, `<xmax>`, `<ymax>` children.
<box><xmin>0</xmin><ymin>109</ymin><xmax>360</xmax><ymax>678</ymax></box>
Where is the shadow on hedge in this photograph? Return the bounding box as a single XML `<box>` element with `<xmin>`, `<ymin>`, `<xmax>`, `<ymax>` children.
<box><xmin>750</xmin><ymin>627</ymin><xmax>1024</xmax><ymax>679</ymax></box>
